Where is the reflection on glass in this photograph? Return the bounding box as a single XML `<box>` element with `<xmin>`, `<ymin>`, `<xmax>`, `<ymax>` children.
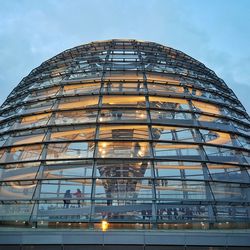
<box><xmin>103</xmin><ymin>81</ymin><xmax>145</xmax><ymax>93</ymax></box>
<box><xmin>153</xmin><ymin>143</ymin><xmax>200</xmax><ymax>158</ymax></box>
<box><xmin>150</xmin><ymin>110</ymin><xmax>192</xmax><ymax>120</ymax></box>
<box><xmin>204</xmin><ymin>146</ymin><xmax>243</xmax><ymax>163</ymax></box>
<box><xmin>22</xmin><ymin>100</ymin><xmax>55</xmax><ymax>114</ymax></box>
<box><xmin>39</xmin><ymin>179</ymin><xmax>92</xmax><ymax>199</ymax></box>
<box><xmin>63</xmin><ymin>83</ymin><xmax>100</xmax><ymax>95</ymax></box>
<box><xmin>192</xmin><ymin>100</ymin><xmax>221</xmax><ymax>115</ymax></box>
<box><xmin>207</xmin><ymin>163</ymin><xmax>248</xmax><ymax>182</ymax></box>
<box><xmin>99</xmin><ymin>109</ymin><xmax>147</xmax><ymax>122</ymax></box>
<box><xmin>0</xmin><ymin>162</ymin><xmax>40</xmax><ymax>181</ymax></box>
<box><xmin>10</xmin><ymin>132</ymin><xmax>45</xmax><ymax>146</ymax></box>
<box><xmin>152</xmin><ymin>126</ymin><xmax>195</xmax><ymax>142</ymax></box>
<box><xmin>155</xmin><ymin>180</ymin><xmax>207</xmax><ymax>200</ymax></box>
<box><xmin>146</xmin><ymin>73</ymin><xmax>180</xmax><ymax>85</ymax></box>
<box><xmin>36</xmin><ymin>200</ymin><xmax>92</xmax><ymax>221</ymax></box>
<box><xmin>104</xmin><ymin>71</ymin><xmax>143</xmax><ymax>81</ymax></box>
<box><xmin>4</xmin><ymin>145</ymin><xmax>43</xmax><ymax>162</ymax></box>
<box><xmin>200</xmin><ymin>129</ymin><xmax>233</xmax><ymax>146</ymax></box>
<box><xmin>0</xmin><ymin>181</ymin><xmax>36</xmax><ymax>200</ymax></box>
<box><xmin>92</xmin><ymin>200</ymin><xmax>152</xmax><ymax>221</ymax></box>
<box><xmin>18</xmin><ymin>113</ymin><xmax>52</xmax><ymax>128</ymax></box>
<box><xmin>148</xmin><ymin>83</ymin><xmax>183</xmax><ymax>94</ymax></box>
<box><xmin>99</xmin><ymin>125</ymin><xmax>149</xmax><ymax>140</ymax></box>
<box><xmin>46</xmin><ymin>142</ymin><xmax>94</xmax><ymax>159</ymax></box>
<box><xmin>0</xmin><ymin>203</ymin><xmax>34</xmax><ymax>221</ymax></box>
<box><xmin>149</xmin><ymin>97</ymin><xmax>189</xmax><ymax>110</ymax></box>
<box><xmin>50</xmin><ymin>127</ymin><xmax>95</xmax><ymax>141</ymax></box>
<box><xmin>94</xmin><ymin>178</ymin><xmax>153</xmax><ymax>200</ymax></box>
<box><xmin>210</xmin><ymin>182</ymin><xmax>246</xmax><ymax>201</ymax></box>
<box><xmin>156</xmin><ymin>204</ymin><xmax>209</xmax><ymax>221</ymax></box>
<box><xmin>95</xmin><ymin>160</ymin><xmax>152</xmax><ymax>178</ymax></box>
<box><xmin>58</xmin><ymin>96</ymin><xmax>99</xmax><ymax>110</ymax></box>
<box><xmin>102</xmin><ymin>96</ymin><xmax>146</xmax><ymax>108</ymax></box>
<box><xmin>55</xmin><ymin>110</ymin><xmax>97</xmax><ymax>124</ymax></box>
<box><xmin>154</xmin><ymin>161</ymin><xmax>204</xmax><ymax>179</ymax></box>
<box><xmin>97</xmin><ymin>141</ymin><xmax>150</xmax><ymax>158</ymax></box>
<box><xmin>27</xmin><ymin>87</ymin><xmax>60</xmax><ymax>101</ymax></box>
<box><xmin>42</xmin><ymin>160</ymin><xmax>93</xmax><ymax>179</ymax></box>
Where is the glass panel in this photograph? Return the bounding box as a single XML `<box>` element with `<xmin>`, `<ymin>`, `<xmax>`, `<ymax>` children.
<box><xmin>22</xmin><ymin>100</ymin><xmax>55</xmax><ymax>114</ymax></box>
<box><xmin>156</xmin><ymin>203</ymin><xmax>209</xmax><ymax>222</ymax></box>
<box><xmin>152</xmin><ymin>126</ymin><xmax>195</xmax><ymax>142</ymax></box>
<box><xmin>0</xmin><ymin>202</ymin><xmax>33</xmax><ymax>221</ymax></box>
<box><xmin>94</xmin><ymin>178</ymin><xmax>153</xmax><ymax>200</ymax></box>
<box><xmin>27</xmin><ymin>86</ymin><xmax>60</xmax><ymax>100</ymax></box>
<box><xmin>69</xmin><ymin>71</ymin><xmax>102</xmax><ymax>80</ymax></box>
<box><xmin>8</xmin><ymin>131</ymin><xmax>45</xmax><ymax>146</ymax></box>
<box><xmin>215</xmin><ymin>205</ymin><xmax>249</xmax><ymax>220</ymax></box>
<box><xmin>154</xmin><ymin>161</ymin><xmax>205</xmax><ymax>180</ymax></box>
<box><xmin>36</xmin><ymin>200</ymin><xmax>91</xmax><ymax>221</ymax></box>
<box><xmin>200</xmin><ymin>129</ymin><xmax>234</xmax><ymax>146</ymax></box>
<box><xmin>235</xmin><ymin>135</ymin><xmax>250</xmax><ymax>149</ymax></box>
<box><xmin>0</xmin><ymin>121</ymin><xmax>14</xmax><ymax>134</ymax></box>
<box><xmin>0</xmin><ymin>134</ymin><xmax>8</xmax><ymax>147</ymax></box>
<box><xmin>99</xmin><ymin>125</ymin><xmax>149</xmax><ymax>140</ymax></box>
<box><xmin>195</xmin><ymin>113</ymin><xmax>227</xmax><ymax>122</ymax></box>
<box><xmin>99</xmin><ymin>109</ymin><xmax>147</xmax><ymax>122</ymax></box>
<box><xmin>102</xmin><ymin>96</ymin><xmax>146</xmax><ymax>108</ymax></box>
<box><xmin>232</xmin><ymin>121</ymin><xmax>250</xmax><ymax>136</ymax></box>
<box><xmin>0</xmin><ymin>149</ymin><xmax>5</xmax><ymax>163</ymax></box>
<box><xmin>204</xmin><ymin>146</ymin><xmax>243</xmax><ymax>163</ymax></box>
<box><xmin>210</xmin><ymin>182</ymin><xmax>247</xmax><ymax>201</ymax></box>
<box><xmin>155</xmin><ymin>180</ymin><xmax>208</xmax><ymax>200</ymax></box>
<box><xmin>148</xmin><ymin>83</ymin><xmax>183</xmax><ymax>94</ymax></box>
<box><xmin>50</xmin><ymin>126</ymin><xmax>95</xmax><ymax>141</ymax></box>
<box><xmin>149</xmin><ymin>97</ymin><xmax>189</xmax><ymax>110</ymax></box>
<box><xmin>192</xmin><ymin>100</ymin><xmax>221</xmax><ymax>115</ymax></box>
<box><xmin>207</xmin><ymin>163</ymin><xmax>248</xmax><ymax>183</ymax></box>
<box><xmin>92</xmin><ymin>200</ymin><xmax>152</xmax><ymax>221</ymax></box>
<box><xmin>4</xmin><ymin>145</ymin><xmax>43</xmax><ymax>162</ymax></box>
<box><xmin>0</xmin><ymin>181</ymin><xmax>37</xmax><ymax>200</ymax></box>
<box><xmin>54</xmin><ymin>110</ymin><xmax>97</xmax><ymax>125</ymax></box>
<box><xmin>95</xmin><ymin>160</ymin><xmax>152</xmax><ymax>178</ymax></box>
<box><xmin>42</xmin><ymin>160</ymin><xmax>93</xmax><ymax>179</ymax></box>
<box><xmin>63</xmin><ymin>83</ymin><xmax>100</xmax><ymax>95</ymax></box>
<box><xmin>31</xmin><ymin>76</ymin><xmax>62</xmax><ymax>88</ymax></box>
<box><xmin>0</xmin><ymin>162</ymin><xmax>40</xmax><ymax>181</ymax></box>
<box><xmin>104</xmin><ymin>71</ymin><xmax>143</xmax><ymax>81</ymax></box>
<box><xmin>103</xmin><ymin>81</ymin><xmax>145</xmax><ymax>93</ymax></box>
<box><xmin>153</xmin><ymin>143</ymin><xmax>200</xmax><ymax>158</ymax></box>
<box><xmin>97</xmin><ymin>141</ymin><xmax>151</xmax><ymax>158</ymax></box>
<box><xmin>150</xmin><ymin>110</ymin><xmax>192</xmax><ymax>121</ymax></box>
<box><xmin>46</xmin><ymin>142</ymin><xmax>94</xmax><ymax>159</ymax></box>
<box><xmin>58</xmin><ymin>96</ymin><xmax>99</xmax><ymax>110</ymax></box>
<box><xmin>39</xmin><ymin>179</ymin><xmax>92</xmax><ymax>200</ymax></box>
<box><xmin>146</xmin><ymin>73</ymin><xmax>180</xmax><ymax>85</ymax></box>
<box><xmin>18</xmin><ymin>113</ymin><xmax>51</xmax><ymax>128</ymax></box>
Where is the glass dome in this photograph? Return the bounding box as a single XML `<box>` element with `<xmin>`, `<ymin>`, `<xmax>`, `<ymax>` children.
<box><xmin>0</xmin><ymin>39</ymin><xmax>249</xmax><ymax>229</ymax></box>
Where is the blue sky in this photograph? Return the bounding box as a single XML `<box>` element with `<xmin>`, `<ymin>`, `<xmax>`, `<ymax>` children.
<box><xmin>0</xmin><ymin>0</ymin><xmax>250</xmax><ymax>113</ymax></box>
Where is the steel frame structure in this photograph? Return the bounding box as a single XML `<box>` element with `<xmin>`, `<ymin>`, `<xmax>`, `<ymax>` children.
<box><xmin>0</xmin><ymin>39</ymin><xmax>249</xmax><ymax>230</ymax></box>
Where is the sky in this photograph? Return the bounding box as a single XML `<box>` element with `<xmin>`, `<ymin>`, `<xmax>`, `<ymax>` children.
<box><xmin>0</xmin><ymin>0</ymin><xmax>250</xmax><ymax>113</ymax></box>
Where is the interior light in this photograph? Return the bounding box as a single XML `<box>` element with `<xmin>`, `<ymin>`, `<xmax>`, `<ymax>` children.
<box><xmin>101</xmin><ymin>220</ymin><xmax>109</xmax><ymax>232</ymax></box>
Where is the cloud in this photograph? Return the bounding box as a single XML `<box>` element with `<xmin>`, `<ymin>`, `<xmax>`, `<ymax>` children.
<box><xmin>0</xmin><ymin>0</ymin><xmax>249</xmax><ymax>114</ymax></box>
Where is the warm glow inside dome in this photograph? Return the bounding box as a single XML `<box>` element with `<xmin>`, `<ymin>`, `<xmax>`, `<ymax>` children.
<box><xmin>0</xmin><ymin>39</ymin><xmax>249</xmax><ymax>230</ymax></box>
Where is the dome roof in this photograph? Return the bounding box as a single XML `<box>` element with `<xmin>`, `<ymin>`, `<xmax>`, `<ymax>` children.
<box><xmin>0</xmin><ymin>39</ymin><xmax>249</xmax><ymax>229</ymax></box>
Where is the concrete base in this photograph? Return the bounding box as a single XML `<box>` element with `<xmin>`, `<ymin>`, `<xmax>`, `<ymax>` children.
<box><xmin>0</xmin><ymin>230</ymin><xmax>250</xmax><ymax>248</ymax></box>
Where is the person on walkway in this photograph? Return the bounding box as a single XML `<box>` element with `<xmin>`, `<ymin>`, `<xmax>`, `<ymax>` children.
<box><xmin>74</xmin><ymin>188</ymin><xmax>83</xmax><ymax>208</ymax></box>
<box><xmin>63</xmin><ymin>190</ymin><xmax>72</xmax><ymax>208</ymax></box>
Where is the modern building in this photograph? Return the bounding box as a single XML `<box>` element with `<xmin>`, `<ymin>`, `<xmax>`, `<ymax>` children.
<box><xmin>0</xmin><ymin>39</ymin><xmax>249</xmax><ymax>249</ymax></box>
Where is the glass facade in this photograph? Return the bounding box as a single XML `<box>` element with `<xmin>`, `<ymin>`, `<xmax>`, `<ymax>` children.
<box><xmin>0</xmin><ymin>39</ymin><xmax>249</xmax><ymax>229</ymax></box>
